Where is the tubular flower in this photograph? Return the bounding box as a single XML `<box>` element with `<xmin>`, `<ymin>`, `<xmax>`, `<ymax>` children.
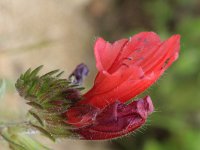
<box><xmin>65</xmin><ymin>32</ymin><xmax>180</xmax><ymax>140</ymax></box>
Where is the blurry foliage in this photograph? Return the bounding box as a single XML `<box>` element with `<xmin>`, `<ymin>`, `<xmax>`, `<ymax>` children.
<box><xmin>0</xmin><ymin>79</ymin><xmax>6</xmax><ymax>100</ymax></box>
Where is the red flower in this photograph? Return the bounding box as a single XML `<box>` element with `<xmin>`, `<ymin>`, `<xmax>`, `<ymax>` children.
<box><xmin>65</xmin><ymin>32</ymin><xmax>180</xmax><ymax>140</ymax></box>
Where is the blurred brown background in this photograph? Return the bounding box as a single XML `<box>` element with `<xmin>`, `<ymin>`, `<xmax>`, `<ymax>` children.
<box><xmin>1</xmin><ymin>0</ymin><xmax>200</xmax><ymax>150</ymax></box>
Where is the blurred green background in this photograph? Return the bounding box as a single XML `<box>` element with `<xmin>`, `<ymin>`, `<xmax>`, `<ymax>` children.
<box><xmin>0</xmin><ymin>0</ymin><xmax>200</xmax><ymax>150</ymax></box>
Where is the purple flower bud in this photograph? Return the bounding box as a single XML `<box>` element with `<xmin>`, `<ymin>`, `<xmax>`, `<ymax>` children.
<box><xmin>69</xmin><ymin>63</ymin><xmax>89</xmax><ymax>84</ymax></box>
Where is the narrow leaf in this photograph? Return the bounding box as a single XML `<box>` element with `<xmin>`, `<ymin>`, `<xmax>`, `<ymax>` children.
<box><xmin>40</xmin><ymin>70</ymin><xmax>60</xmax><ymax>79</ymax></box>
<box><xmin>29</xmin><ymin>110</ymin><xmax>44</xmax><ymax>126</ymax></box>
<box><xmin>30</xmin><ymin>123</ymin><xmax>56</xmax><ymax>142</ymax></box>
<box><xmin>56</xmin><ymin>71</ymin><xmax>64</xmax><ymax>78</ymax></box>
<box><xmin>29</xmin><ymin>66</ymin><xmax>43</xmax><ymax>79</ymax></box>
<box><xmin>27</xmin><ymin>102</ymin><xmax>43</xmax><ymax>109</ymax></box>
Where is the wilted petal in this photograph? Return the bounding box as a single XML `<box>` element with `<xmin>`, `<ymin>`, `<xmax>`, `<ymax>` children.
<box><xmin>72</xmin><ymin>96</ymin><xmax>154</xmax><ymax>140</ymax></box>
<box><xmin>65</xmin><ymin>104</ymin><xmax>100</xmax><ymax>128</ymax></box>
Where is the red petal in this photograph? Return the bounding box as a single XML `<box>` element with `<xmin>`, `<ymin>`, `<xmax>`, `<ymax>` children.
<box><xmin>94</xmin><ymin>38</ymin><xmax>128</xmax><ymax>71</ymax></box>
<box><xmin>108</xmin><ymin>32</ymin><xmax>161</xmax><ymax>73</ymax></box>
<box><xmin>84</xmin><ymin>65</ymin><xmax>144</xmax><ymax>99</ymax></box>
<box><xmin>142</xmin><ymin>35</ymin><xmax>180</xmax><ymax>74</ymax></box>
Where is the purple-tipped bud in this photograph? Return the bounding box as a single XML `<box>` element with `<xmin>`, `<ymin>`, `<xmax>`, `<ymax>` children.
<box><xmin>69</xmin><ymin>63</ymin><xmax>89</xmax><ymax>84</ymax></box>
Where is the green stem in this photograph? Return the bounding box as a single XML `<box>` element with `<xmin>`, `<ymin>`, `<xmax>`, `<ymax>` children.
<box><xmin>0</xmin><ymin>121</ymin><xmax>38</xmax><ymax>138</ymax></box>
<box><xmin>0</xmin><ymin>121</ymin><xmax>49</xmax><ymax>150</ymax></box>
